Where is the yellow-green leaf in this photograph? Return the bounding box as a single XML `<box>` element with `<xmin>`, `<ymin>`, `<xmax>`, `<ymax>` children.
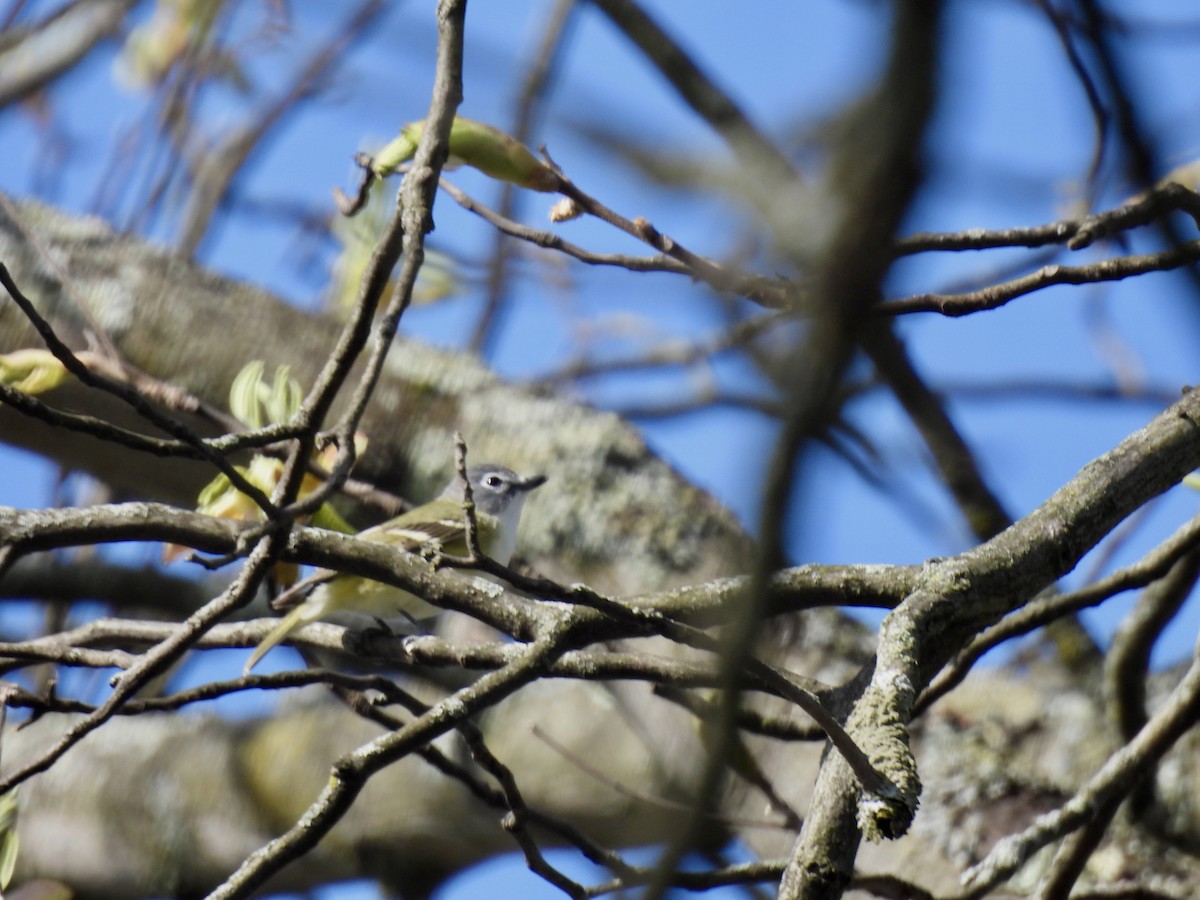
<box><xmin>229</xmin><ymin>360</ymin><xmax>266</xmax><ymax>429</ymax></box>
<box><xmin>0</xmin><ymin>349</ymin><xmax>70</xmax><ymax>395</ymax></box>
<box><xmin>266</xmin><ymin>363</ymin><xmax>302</xmax><ymax>424</ymax></box>
<box><xmin>371</xmin><ymin>128</ymin><xmax>421</xmax><ymax>178</ymax></box>
<box><xmin>371</xmin><ymin>117</ymin><xmax>560</xmax><ymax>192</ymax></box>
<box><xmin>228</xmin><ymin>360</ymin><xmax>303</xmax><ymax>428</ymax></box>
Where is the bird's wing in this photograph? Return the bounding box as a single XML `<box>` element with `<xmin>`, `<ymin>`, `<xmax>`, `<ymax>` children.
<box><xmin>270</xmin><ymin>507</ymin><xmax>467</xmax><ymax>613</ymax></box>
<box><xmin>356</xmin><ymin>510</ymin><xmax>466</xmax><ymax>552</ymax></box>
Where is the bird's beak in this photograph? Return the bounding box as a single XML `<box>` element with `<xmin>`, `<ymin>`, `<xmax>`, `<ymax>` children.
<box><xmin>518</xmin><ymin>473</ymin><xmax>548</xmax><ymax>492</ymax></box>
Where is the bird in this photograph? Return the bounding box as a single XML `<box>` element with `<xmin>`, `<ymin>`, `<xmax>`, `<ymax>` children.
<box><xmin>243</xmin><ymin>463</ymin><xmax>546</xmax><ymax>673</ymax></box>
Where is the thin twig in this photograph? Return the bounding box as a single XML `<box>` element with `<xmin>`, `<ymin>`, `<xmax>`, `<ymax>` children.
<box><xmin>879</xmin><ymin>242</ymin><xmax>1200</xmax><ymax>317</ymax></box>
<box><xmin>549</xmin><ymin>156</ymin><xmax>792</xmax><ymax>309</ymax></box>
<box><xmin>0</xmin><ymin>529</ymin><xmax>285</xmax><ymax>795</ymax></box>
<box><xmin>892</xmin><ymin>183</ymin><xmax>1200</xmax><ymax>255</ymax></box>
<box><xmin>531</xmin><ymin>725</ymin><xmax>796</xmax><ymax>831</ymax></box>
<box><xmin>209</xmin><ymin>628</ymin><xmax>564</xmax><ymax>899</ymax></box>
<box><xmin>1103</xmin><ymin>550</ymin><xmax>1200</xmax><ymax>819</ymax></box>
<box><xmin>452</xmin><ymin>432</ymin><xmax>482</xmax><ymax>559</ymax></box>
<box><xmin>919</xmin><ymin>511</ymin><xmax>1200</xmax><ymax>714</ymax></box>
<box><xmin>0</xmin><ymin>262</ymin><xmax>277</xmax><ymax>515</ymax></box>
<box><xmin>962</xmin><ymin>643</ymin><xmax>1200</xmax><ymax>894</ymax></box>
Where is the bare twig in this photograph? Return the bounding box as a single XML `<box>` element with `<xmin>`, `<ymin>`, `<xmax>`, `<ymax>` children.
<box><xmin>919</xmin><ymin>511</ymin><xmax>1200</xmax><ymax>714</ymax></box>
<box><xmin>962</xmin><ymin>642</ymin><xmax>1200</xmax><ymax>894</ymax></box>
<box><xmin>892</xmin><ymin>183</ymin><xmax>1200</xmax><ymax>255</ymax></box>
<box><xmin>549</xmin><ymin>157</ymin><xmax>792</xmax><ymax>309</ymax></box>
<box><xmin>0</xmin><ymin>262</ymin><xmax>278</xmax><ymax>516</ymax></box>
<box><xmin>209</xmin><ymin>627</ymin><xmax>564</xmax><ymax>899</ymax></box>
<box><xmin>1104</xmin><ymin>550</ymin><xmax>1200</xmax><ymax>818</ymax></box>
<box><xmin>879</xmin><ymin>242</ymin><xmax>1200</xmax><ymax>317</ymax></box>
<box><xmin>531</xmin><ymin>724</ymin><xmax>797</xmax><ymax>831</ymax></box>
<box><xmin>0</xmin><ymin>527</ymin><xmax>285</xmax><ymax>795</ymax></box>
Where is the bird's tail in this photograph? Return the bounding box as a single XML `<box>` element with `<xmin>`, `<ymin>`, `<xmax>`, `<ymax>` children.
<box><xmin>244</xmin><ymin>599</ymin><xmax>324</xmax><ymax>675</ymax></box>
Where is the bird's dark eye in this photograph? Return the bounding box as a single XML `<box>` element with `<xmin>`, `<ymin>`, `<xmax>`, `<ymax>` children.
<box><xmin>484</xmin><ymin>474</ymin><xmax>503</xmax><ymax>489</ymax></box>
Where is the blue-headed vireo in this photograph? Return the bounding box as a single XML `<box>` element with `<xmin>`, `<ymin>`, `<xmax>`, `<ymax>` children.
<box><xmin>244</xmin><ymin>464</ymin><xmax>546</xmax><ymax>673</ymax></box>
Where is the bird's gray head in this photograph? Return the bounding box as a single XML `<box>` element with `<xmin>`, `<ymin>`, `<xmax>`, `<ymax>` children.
<box><xmin>445</xmin><ymin>464</ymin><xmax>547</xmax><ymax>564</ymax></box>
<box><xmin>460</xmin><ymin>464</ymin><xmax>547</xmax><ymax>516</ymax></box>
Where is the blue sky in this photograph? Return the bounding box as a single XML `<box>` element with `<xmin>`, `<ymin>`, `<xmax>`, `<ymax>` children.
<box><xmin>3</xmin><ymin>1</ymin><xmax>1200</xmax><ymax>897</ymax></box>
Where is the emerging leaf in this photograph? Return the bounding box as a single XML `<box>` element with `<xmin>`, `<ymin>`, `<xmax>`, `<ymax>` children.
<box><xmin>229</xmin><ymin>360</ymin><xmax>266</xmax><ymax>429</ymax></box>
<box><xmin>372</xmin><ymin>117</ymin><xmax>561</xmax><ymax>192</ymax></box>
<box><xmin>228</xmin><ymin>360</ymin><xmax>303</xmax><ymax>430</ymax></box>
<box><xmin>0</xmin><ymin>349</ymin><xmax>69</xmax><ymax>395</ymax></box>
<box><xmin>169</xmin><ymin>362</ymin><xmax>361</xmax><ymax>578</ymax></box>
